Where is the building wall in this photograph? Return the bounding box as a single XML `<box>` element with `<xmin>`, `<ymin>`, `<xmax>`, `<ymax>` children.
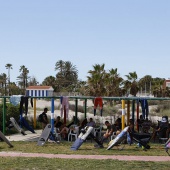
<box><xmin>26</xmin><ymin>89</ymin><xmax>53</xmax><ymax>97</ymax></box>
<box><xmin>166</xmin><ymin>81</ymin><xmax>170</xmax><ymax>88</ymax></box>
<box><xmin>163</xmin><ymin>80</ymin><xmax>170</xmax><ymax>89</ymax></box>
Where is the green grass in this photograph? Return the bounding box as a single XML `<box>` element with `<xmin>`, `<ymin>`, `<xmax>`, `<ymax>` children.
<box><xmin>0</xmin><ymin>141</ymin><xmax>170</xmax><ymax>170</ymax></box>
<box><xmin>0</xmin><ymin>141</ymin><xmax>168</xmax><ymax>156</ymax></box>
<box><xmin>0</xmin><ymin>157</ymin><xmax>170</xmax><ymax>170</ymax></box>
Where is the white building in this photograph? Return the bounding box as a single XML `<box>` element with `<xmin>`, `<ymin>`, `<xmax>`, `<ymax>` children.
<box><xmin>26</xmin><ymin>86</ymin><xmax>54</xmax><ymax>97</ymax></box>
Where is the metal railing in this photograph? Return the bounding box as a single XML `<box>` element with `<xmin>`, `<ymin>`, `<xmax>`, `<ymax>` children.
<box><xmin>1</xmin><ymin>95</ymin><xmax>170</xmax><ymax>134</ymax></box>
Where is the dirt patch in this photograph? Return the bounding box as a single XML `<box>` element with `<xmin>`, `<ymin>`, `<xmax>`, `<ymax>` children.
<box><xmin>0</xmin><ymin>152</ymin><xmax>170</xmax><ymax>161</ymax></box>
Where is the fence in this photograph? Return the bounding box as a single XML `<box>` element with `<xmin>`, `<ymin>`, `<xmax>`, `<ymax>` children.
<box><xmin>1</xmin><ymin>96</ymin><xmax>170</xmax><ymax>135</ymax></box>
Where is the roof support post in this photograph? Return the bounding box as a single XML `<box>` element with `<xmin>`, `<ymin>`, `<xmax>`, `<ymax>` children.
<box><xmin>33</xmin><ymin>98</ymin><xmax>37</xmax><ymax>128</ymax></box>
<box><xmin>51</xmin><ymin>98</ymin><xmax>54</xmax><ymax>132</ymax></box>
<box><xmin>3</xmin><ymin>98</ymin><xmax>6</xmax><ymax>134</ymax></box>
<box><xmin>75</xmin><ymin>98</ymin><xmax>78</xmax><ymax>124</ymax></box>
<box><xmin>122</xmin><ymin>100</ymin><xmax>125</xmax><ymax>130</ymax></box>
<box><xmin>84</xmin><ymin>99</ymin><xmax>87</xmax><ymax>119</ymax></box>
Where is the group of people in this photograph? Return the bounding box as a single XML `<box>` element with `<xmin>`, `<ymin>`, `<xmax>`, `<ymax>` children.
<box><xmin>39</xmin><ymin>107</ymin><xmax>170</xmax><ymax>148</ymax></box>
<box><xmin>39</xmin><ymin>107</ymin><xmax>98</xmax><ymax>140</ymax></box>
<box><xmin>58</xmin><ymin>117</ymin><xmax>96</xmax><ymax>140</ymax></box>
<box><xmin>39</xmin><ymin>107</ymin><xmax>121</xmax><ymax>143</ymax></box>
<box><xmin>137</xmin><ymin>114</ymin><xmax>170</xmax><ymax>140</ymax></box>
<box><xmin>151</xmin><ymin>116</ymin><xmax>170</xmax><ymax>141</ymax></box>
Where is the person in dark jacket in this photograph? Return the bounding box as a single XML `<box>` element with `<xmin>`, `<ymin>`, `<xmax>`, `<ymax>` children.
<box><xmin>41</xmin><ymin>108</ymin><xmax>49</xmax><ymax>130</ymax></box>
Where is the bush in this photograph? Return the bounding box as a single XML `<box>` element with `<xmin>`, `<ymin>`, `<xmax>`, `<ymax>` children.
<box><xmin>148</xmin><ymin>100</ymin><xmax>160</xmax><ymax>105</ymax></box>
<box><xmin>103</xmin><ymin>105</ymin><xmax>118</xmax><ymax>116</ymax></box>
<box><xmin>155</xmin><ymin>101</ymin><xmax>170</xmax><ymax>113</ymax></box>
<box><xmin>0</xmin><ymin>103</ymin><xmax>20</xmax><ymax>131</ymax></box>
<box><xmin>69</xmin><ymin>104</ymin><xmax>84</xmax><ymax>113</ymax></box>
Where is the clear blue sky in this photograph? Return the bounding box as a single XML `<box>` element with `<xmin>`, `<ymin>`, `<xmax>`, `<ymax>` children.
<box><xmin>0</xmin><ymin>0</ymin><xmax>170</xmax><ymax>84</ymax></box>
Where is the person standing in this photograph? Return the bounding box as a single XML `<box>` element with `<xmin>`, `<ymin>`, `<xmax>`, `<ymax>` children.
<box><xmin>41</xmin><ymin>108</ymin><xmax>49</xmax><ymax>130</ymax></box>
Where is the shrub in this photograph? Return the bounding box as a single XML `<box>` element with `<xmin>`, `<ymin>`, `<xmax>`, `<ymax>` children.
<box><xmin>69</xmin><ymin>104</ymin><xmax>84</xmax><ymax>113</ymax></box>
<box><xmin>148</xmin><ymin>100</ymin><xmax>160</xmax><ymax>105</ymax></box>
<box><xmin>155</xmin><ymin>101</ymin><xmax>170</xmax><ymax>113</ymax></box>
<box><xmin>0</xmin><ymin>103</ymin><xmax>20</xmax><ymax>131</ymax></box>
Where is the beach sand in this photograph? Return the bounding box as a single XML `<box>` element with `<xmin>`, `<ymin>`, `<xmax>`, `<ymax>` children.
<box><xmin>26</xmin><ymin>99</ymin><xmax>161</xmax><ymax>125</ymax></box>
<box><xmin>27</xmin><ymin>99</ymin><xmax>116</xmax><ymax>125</ymax></box>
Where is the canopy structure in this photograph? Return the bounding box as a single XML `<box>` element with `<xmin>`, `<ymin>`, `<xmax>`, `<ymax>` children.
<box><xmin>1</xmin><ymin>96</ymin><xmax>170</xmax><ymax>134</ymax></box>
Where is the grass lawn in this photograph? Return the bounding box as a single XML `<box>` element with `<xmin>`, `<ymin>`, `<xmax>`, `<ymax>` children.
<box><xmin>0</xmin><ymin>141</ymin><xmax>170</xmax><ymax>170</ymax></box>
<box><xmin>0</xmin><ymin>141</ymin><xmax>169</xmax><ymax>156</ymax></box>
<box><xmin>0</xmin><ymin>157</ymin><xmax>170</xmax><ymax>170</ymax></box>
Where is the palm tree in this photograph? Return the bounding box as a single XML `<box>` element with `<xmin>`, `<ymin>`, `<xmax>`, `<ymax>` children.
<box><xmin>64</xmin><ymin>61</ymin><xmax>78</xmax><ymax>84</ymax></box>
<box><xmin>124</xmin><ymin>71</ymin><xmax>139</xmax><ymax>96</ymax></box>
<box><xmin>0</xmin><ymin>73</ymin><xmax>7</xmax><ymax>95</ymax></box>
<box><xmin>55</xmin><ymin>60</ymin><xmax>78</xmax><ymax>92</ymax></box>
<box><xmin>17</xmin><ymin>65</ymin><xmax>30</xmax><ymax>91</ymax></box>
<box><xmin>152</xmin><ymin>77</ymin><xmax>165</xmax><ymax>97</ymax></box>
<box><xmin>105</xmin><ymin>68</ymin><xmax>123</xmax><ymax>97</ymax></box>
<box><xmin>5</xmin><ymin>63</ymin><xmax>13</xmax><ymax>95</ymax></box>
<box><xmin>87</xmin><ymin>64</ymin><xmax>106</xmax><ymax>96</ymax></box>
<box><xmin>55</xmin><ymin>60</ymin><xmax>65</xmax><ymax>75</ymax></box>
<box><xmin>5</xmin><ymin>63</ymin><xmax>12</xmax><ymax>84</ymax></box>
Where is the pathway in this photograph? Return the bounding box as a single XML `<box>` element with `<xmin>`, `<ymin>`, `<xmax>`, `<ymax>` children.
<box><xmin>0</xmin><ymin>152</ymin><xmax>170</xmax><ymax>162</ymax></box>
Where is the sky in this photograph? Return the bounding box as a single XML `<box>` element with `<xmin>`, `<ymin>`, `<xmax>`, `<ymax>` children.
<box><xmin>0</xmin><ymin>0</ymin><xmax>170</xmax><ymax>84</ymax></box>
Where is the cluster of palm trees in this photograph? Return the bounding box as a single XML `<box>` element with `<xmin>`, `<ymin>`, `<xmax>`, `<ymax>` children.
<box><xmin>0</xmin><ymin>61</ymin><xmax>169</xmax><ymax>97</ymax></box>
<box><xmin>0</xmin><ymin>64</ymin><xmax>38</xmax><ymax>95</ymax></box>
<box><xmin>42</xmin><ymin>60</ymin><xmax>79</xmax><ymax>92</ymax></box>
<box><xmin>79</xmin><ymin>64</ymin><xmax>169</xmax><ymax>97</ymax></box>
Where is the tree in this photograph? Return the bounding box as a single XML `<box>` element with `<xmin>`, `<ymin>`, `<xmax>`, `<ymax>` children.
<box><xmin>8</xmin><ymin>82</ymin><xmax>20</xmax><ymax>95</ymax></box>
<box><xmin>87</xmin><ymin>64</ymin><xmax>107</xmax><ymax>96</ymax></box>
<box><xmin>138</xmin><ymin>75</ymin><xmax>152</xmax><ymax>95</ymax></box>
<box><xmin>55</xmin><ymin>60</ymin><xmax>65</xmax><ymax>75</ymax></box>
<box><xmin>0</xmin><ymin>73</ymin><xmax>7</xmax><ymax>95</ymax></box>
<box><xmin>28</xmin><ymin>76</ymin><xmax>39</xmax><ymax>86</ymax></box>
<box><xmin>5</xmin><ymin>63</ymin><xmax>13</xmax><ymax>84</ymax></box>
<box><xmin>105</xmin><ymin>68</ymin><xmax>123</xmax><ymax>97</ymax></box>
<box><xmin>64</xmin><ymin>61</ymin><xmax>78</xmax><ymax>89</ymax></box>
<box><xmin>152</xmin><ymin>77</ymin><xmax>165</xmax><ymax>97</ymax></box>
<box><xmin>86</xmin><ymin>64</ymin><xmax>125</xmax><ymax>98</ymax></box>
<box><xmin>17</xmin><ymin>65</ymin><xmax>30</xmax><ymax>94</ymax></box>
<box><xmin>124</xmin><ymin>71</ymin><xmax>139</xmax><ymax>96</ymax></box>
<box><xmin>42</xmin><ymin>76</ymin><xmax>56</xmax><ymax>90</ymax></box>
<box><xmin>5</xmin><ymin>63</ymin><xmax>13</xmax><ymax>95</ymax></box>
<box><xmin>75</xmin><ymin>80</ymin><xmax>87</xmax><ymax>95</ymax></box>
<box><xmin>54</xmin><ymin>60</ymin><xmax>78</xmax><ymax>92</ymax></box>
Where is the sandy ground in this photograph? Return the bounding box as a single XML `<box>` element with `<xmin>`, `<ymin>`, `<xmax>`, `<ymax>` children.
<box><xmin>27</xmin><ymin>99</ymin><xmax>118</xmax><ymax>125</ymax></box>
<box><xmin>3</xmin><ymin>100</ymin><xmax>169</xmax><ymax>162</ymax></box>
<box><xmin>26</xmin><ymin>99</ymin><xmax>162</xmax><ymax>125</ymax></box>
